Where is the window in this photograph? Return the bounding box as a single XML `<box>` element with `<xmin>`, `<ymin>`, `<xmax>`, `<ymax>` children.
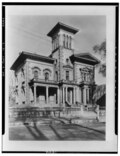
<box><xmin>21</xmin><ymin>85</ymin><xmax>25</xmax><ymax>95</ymax></box>
<box><xmin>15</xmin><ymin>73</ymin><xmax>18</xmax><ymax>84</ymax></box>
<box><xmin>69</xmin><ymin>36</ymin><xmax>72</xmax><ymax>49</ymax></box>
<box><xmin>52</xmin><ymin>40</ymin><xmax>54</xmax><ymax>50</ymax></box>
<box><xmin>63</xmin><ymin>34</ymin><xmax>65</xmax><ymax>47</ymax></box>
<box><xmin>15</xmin><ymin>89</ymin><xmax>19</xmax><ymax>104</ymax></box>
<box><xmin>34</xmin><ymin>70</ymin><xmax>39</xmax><ymax>79</ymax></box>
<box><xmin>21</xmin><ymin>68</ymin><xmax>25</xmax><ymax>76</ymax></box>
<box><xmin>83</xmin><ymin>73</ymin><xmax>86</xmax><ymax>81</ymax></box>
<box><xmin>53</xmin><ymin>36</ymin><xmax>59</xmax><ymax>51</ymax></box>
<box><xmin>65</xmin><ymin>35</ymin><xmax>67</xmax><ymax>48</ymax></box>
<box><xmin>45</xmin><ymin>72</ymin><xmax>49</xmax><ymax>81</ymax></box>
<box><xmin>66</xmin><ymin>58</ymin><xmax>69</xmax><ymax>64</ymax></box>
<box><xmin>32</xmin><ymin>67</ymin><xmax>41</xmax><ymax>79</ymax></box>
<box><xmin>55</xmin><ymin>71</ymin><xmax>58</xmax><ymax>81</ymax></box>
<box><xmin>63</xmin><ymin>34</ymin><xmax>72</xmax><ymax>49</ymax></box>
<box><xmin>66</xmin><ymin>35</ymin><xmax>68</xmax><ymax>48</ymax></box>
<box><xmin>53</xmin><ymin>39</ymin><xmax>55</xmax><ymax>50</ymax></box>
<box><xmin>56</xmin><ymin>35</ymin><xmax>59</xmax><ymax>48</ymax></box>
<box><xmin>66</xmin><ymin>71</ymin><xmax>69</xmax><ymax>81</ymax></box>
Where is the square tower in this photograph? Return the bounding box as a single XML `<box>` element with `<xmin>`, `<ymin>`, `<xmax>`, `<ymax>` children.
<box><xmin>47</xmin><ymin>22</ymin><xmax>79</xmax><ymax>53</ymax></box>
<box><xmin>47</xmin><ymin>22</ymin><xmax>79</xmax><ymax>81</ymax></box>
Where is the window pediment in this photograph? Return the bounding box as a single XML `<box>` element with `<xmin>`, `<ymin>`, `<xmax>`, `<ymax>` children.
<box><xmin>63</xmin><ymin>65</ymin><xmax>73</xmax><ymax>70</ymax></box>
<box><xmin>43</xmin><ymin>68</ymin><xmax>52</xmax><ymax>76</ymax></box>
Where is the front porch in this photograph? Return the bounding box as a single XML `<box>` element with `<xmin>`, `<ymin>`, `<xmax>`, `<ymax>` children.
<box><xmin>31</xmin><ymin>84</ymin><xmax>59</xmax><ymax>107</ymax></box>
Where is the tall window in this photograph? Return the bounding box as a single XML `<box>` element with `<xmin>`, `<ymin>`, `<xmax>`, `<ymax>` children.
<box><xmin>69</xmin><ymin>36</ymin><xmax>72</xmax><ymax>49</ymax></box>
<box><xmin>63</xmin><ymin>34</ymin><xmax>72</xmax><ymax>49</ymax></box>
<box><xmin>66</xmin><ymin>35</ymin><xmax>68</xmax><ymax>48</ymax></box>
<box><xmin>32</xmin><ymin>67</ymin><xmax>41</xmax><ymax>79</ymax></box>
<box><xmin>21</xmin><ymin>68</ymin><xmax>25</xmax><ymax>77</ymax></box>
<box><xmin>53</xmin><ymin>39</ymin><xmax>55</xmax><ymax>50</ymax></box>
<box><xmin>56</xmin><ymin>35</ymin><xmax>59</xmax><ymax>48</ymax></box>
<box><xmin>34</xmin><ymin>70</ymin><xmax>39</xmax><ymax>79</ymax></box>
<box><xmin>45</xmin><ymin>72</ymin><xmax>49</xmax><ymax>81</ymax></box>
<box><xmin>55</xmin><ymin>71</ymin><xmax>58</xmax><ymax>81</ymax></box>
<box><xmin>63</xmin><ymin>34</ymin><xmax>65</xmax><ymax>47</ymax></box>
<box><xmin>53</xmin><ymin>36</ymin><xmax>59</xmax><ymax>51</ymax></box>
<box><xmin>66</xmin><ymin>71</ymin><xmax>69</xmax><ymax>81</ymax></box>
<box><xmin>66</xmin><ymin>58</ymin><xmax>69</xmax><ymax>64</ymax></box>
<box><xmin>15</xmin><ymin>73</ymin><xmax>18</xmax><ymax>85</ymax></box>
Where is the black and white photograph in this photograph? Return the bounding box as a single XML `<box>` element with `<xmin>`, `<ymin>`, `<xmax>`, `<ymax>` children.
<box><xmin>2</xmin><ymin>3</ymin><xmax>118</xmax><ymax>153</ymax></box>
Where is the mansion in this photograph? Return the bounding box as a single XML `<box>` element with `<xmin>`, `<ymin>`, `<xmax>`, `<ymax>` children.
<box><xmin>10</xmin><ymin>22</ymin><xmax>100</xmax><ymax>108</ymax></box>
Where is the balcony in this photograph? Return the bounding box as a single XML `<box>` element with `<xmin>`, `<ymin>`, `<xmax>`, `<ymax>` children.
<box><xmin>80</xmin><ymin>80</ymin><xmax>95</xmax><ymax>86</ymax></box>
<box><xmin>29</xmin><ymin>78</ymin><xmax>58</xmax><ymax>85</ymax></box>
<box><xmin>59</xmin><ymin>79</ymin><xmax>76</xmax><ymax>85</ymax></box>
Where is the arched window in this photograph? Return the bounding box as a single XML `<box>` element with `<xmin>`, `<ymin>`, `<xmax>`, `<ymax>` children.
<box><xmin>34</xmin><ymin>70</ymin><xmax>39</xmax><ymax>79</ymax></box>
<box><xmin>32</xmin><ymin>67</ymin><xmax>41</xmax><ymax>79</ymax></box>
<box><xmin>43</xmin><ymin>68</ymin><xmax>51</xmax><ymax>81</ymax></box>
<box><xmin>43</xmin><ymin>68</ymin><xmax>51</xmax><ymax>75</ymax></box>
<box><xmin>45</xmin><ymin>72</ymin><xmax>49</xmax><ymax>81</ymax></box>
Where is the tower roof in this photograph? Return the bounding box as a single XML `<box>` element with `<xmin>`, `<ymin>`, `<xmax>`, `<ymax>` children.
<box><xmin>47</xmin><ymin>22</ymin><xmax>79</xmax><ymax>37</ymax></box>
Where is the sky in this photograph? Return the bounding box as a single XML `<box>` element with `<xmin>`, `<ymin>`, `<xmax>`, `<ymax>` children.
<box><xmin>6</xmin><ymin>9</ymin><xmax>106</xmax><ymax>84</ymax></box>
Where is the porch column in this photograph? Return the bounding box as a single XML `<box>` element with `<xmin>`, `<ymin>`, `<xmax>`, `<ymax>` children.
<box><xmin>66</xmin><ymin>87</ymin><xmax>68</xmax><ymax>101</ymax></box>
<box><xmin>83</xmin><ymin>86</ymin><xmax>87</xmax><ymax>105</ymax></box>
<box><xmin>57</xmin><ymin>88</ymin><xmax>59</xmax><ymax>104</ymax></box>
<box><xmin>73</xmin><ymin>87</ymin><xmax>76</xmax><ymax>104</ymax></box>
<box><xmin>87</xmin><ymin>88</ymin><xmax>90</xmax><ymax>104</ymax></box>
<box><xmin>46</xmin><ymin>86</ymin><xmax>48</xmax><ymax>104</ymax></box>
<box><xmin>62</xmin><ymin>87</ymin><xmax>64</xmax><ymax>104</ymax></box>
<box><xmin>79</xmin><ymin>88</ymin><xmax>81</xmax><ymax>103</ymax></box>
<box><xmin>70</xmin><ymin>90</ymin><xmax>72</xmax><ymax>103</ymax></box>
<box><xmin>34</xmin><ymin>84</ymin><xmax>36</xmax><ymax>104</ymax></box>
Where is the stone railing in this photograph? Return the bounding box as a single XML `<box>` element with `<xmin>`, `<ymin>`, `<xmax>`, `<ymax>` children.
<box><xmin>9</xmin><ymin>106</ymin><xmax>83</xmax><ymax>121</ymax></box>
<box><xmin>9</xmin><ymin>104</ymin><xmax>104</xmax><ymax>123</ymax></box>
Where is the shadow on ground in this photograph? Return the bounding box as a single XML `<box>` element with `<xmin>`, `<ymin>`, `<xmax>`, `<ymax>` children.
<box><xmin>9</xmin><ymin>107</ymin><xmax>105</xmax><ymax>140</ymax></box>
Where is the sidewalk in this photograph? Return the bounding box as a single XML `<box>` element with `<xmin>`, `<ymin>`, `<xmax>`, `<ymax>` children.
<box><xmin>9</xmin><ymin>119</ymin><xmax>105</xmax><ymax>140</ymax></box>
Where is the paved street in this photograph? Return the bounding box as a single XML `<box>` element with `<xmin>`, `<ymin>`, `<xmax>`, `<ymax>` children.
<box><xmin>9</xmin><ymin>121</ymin><xmax>105</xmax><ymax>140</ymax></box>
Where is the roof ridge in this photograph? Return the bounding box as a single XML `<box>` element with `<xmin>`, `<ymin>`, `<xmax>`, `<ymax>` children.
<box><xmin>74</xmin><ymin>52</ymin><xmax>100</xmax><ymax>63</ymax></box>
<box><xmin>22</xmin><ymin>51</ymin><xmax>55</xmax><ymax>60</ymax></box>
